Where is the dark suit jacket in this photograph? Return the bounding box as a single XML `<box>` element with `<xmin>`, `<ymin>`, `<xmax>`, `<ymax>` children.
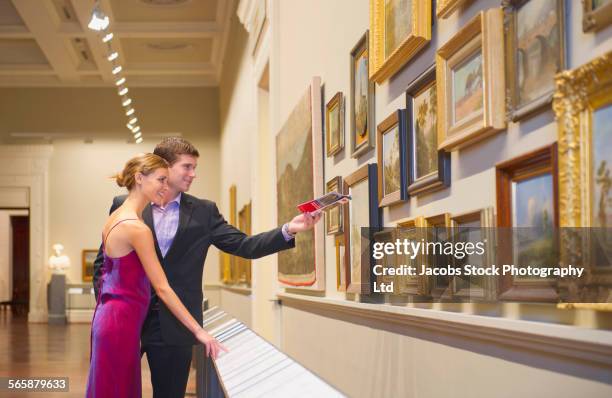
<box><xmin>93</xmin><ymin>193</ymin><xmax>294</xmax><ymax>345</ymax></box>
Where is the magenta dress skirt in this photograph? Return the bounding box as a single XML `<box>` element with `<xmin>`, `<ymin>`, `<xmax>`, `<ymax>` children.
<box><xmin>86</xmin><ymin>247</ymin><xmax>150</xmax><ymax>398</ymax></box>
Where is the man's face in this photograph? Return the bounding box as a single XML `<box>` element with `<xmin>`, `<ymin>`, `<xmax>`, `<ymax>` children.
<box><xmin>168</xmin><ymin>154</ymin><xmax>197</xmax><ymax>193</ymax></box>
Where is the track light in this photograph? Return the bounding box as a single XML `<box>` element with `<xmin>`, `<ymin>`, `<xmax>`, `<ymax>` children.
<box><xmin>126</xmin><ymin>108</ymin><xmax>135</xmax><ymax>116</ymax></box>
<box><xmin>115</xmin><ymin>77</ymin><xmax>126</xmax><ymax>86</ymax></box>
<box><xmin>134</xmin><ymin>132</ymin><xmax>142</xmax><ymax>139</ymax></box>
<box><xmin>122</xmin><ymin>98</ymin><xmax>132</xmax><ymax>107</ymax></box>
<box><xmin>118</xmin><ymin>87</ymin><xmax>128</xmax><ymax>96</ymax></box>
<box><xmin>87</xmin><ymin>1</ymin><xmax>109</xmax><ymax>31</ymax></box>
<box><xmin>107</xmin><ymin>52</ymin><xmax>118</xmax><ymax>61</ymax></box>
<box><xmin>102</xmin><ymin>32</ymin><xmax>113</xmax><ymax>43</ymax></box>
<box><xmin>112</xmin><ymin>66</ymin><xmax>122</xmax><ymax>75</ymax></box>
<box><xmin>135</xmin><ymin>137</ymin><xmax>143</xmax><ymax>144</ymax></box>
<box><xmin>128</xmin><ymin>117</ymin><xmax>138</xmax><ymax>125</ymax></box>
<box><xmin>131</xmin><ymin>126</ymin><xmax>141</xmax><ymax>133</ymax></box>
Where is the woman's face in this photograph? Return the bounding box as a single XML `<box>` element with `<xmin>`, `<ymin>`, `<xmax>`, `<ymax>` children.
<box><xmin>139</xmin><ymin>167</ymin><xmax>169</xmax><ymax>202</ymax></box>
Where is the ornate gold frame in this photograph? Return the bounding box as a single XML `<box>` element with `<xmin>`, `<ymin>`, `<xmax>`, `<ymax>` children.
<box><xmin>503</xmin><ymin>0</ymin><xmax>566</xmax><ymax>122</ymax></box>
<box><xmin>326</xmin><ymin>92</ymin><xmax>345</xmax><ymax>157</ymax></box>
<box><xmin>396</xmin><ymin>217</ymin><xmax>427</xmax><ymax>297</ymax></box>
<box><xmin>436</xmin><ymin>9</ymin><xmax>506</xmax><ymax>151</ymax></box>
<box><xmin>436</xmin><ymin>0</ymin><xmax>471</xmax><ymax>19</ymax></box>
<box><xmin>583</xmin><ymin>0</ymin><xmax>612</xmax><ymax>33</ymax></box>
<box><xmin>369</xmin><ymin>0</ymin><xmax>432</xmax><ymax>83</ymax></box>
<box><xmin>325</xmin><ymin>176</ymin><xmax>344</xmax><ymax>235</ymax></box>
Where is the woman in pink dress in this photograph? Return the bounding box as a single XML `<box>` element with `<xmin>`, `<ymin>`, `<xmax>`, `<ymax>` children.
<box><xmin>86</xmin><ymin>153</ymin><xmax>226</xmax><ymax>397</ymax></box>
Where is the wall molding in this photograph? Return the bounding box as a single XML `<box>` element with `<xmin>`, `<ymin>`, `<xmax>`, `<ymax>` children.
<box><xmin>278</xmin><ymin>293</ymin><xmax>612</xmax><ymax>367</ymax></box>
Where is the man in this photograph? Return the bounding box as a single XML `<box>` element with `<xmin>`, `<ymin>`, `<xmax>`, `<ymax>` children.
<box><xmin>93</xmin><ymin>137</ymin><xmax>321</xmax><ymax>398</ymax></box>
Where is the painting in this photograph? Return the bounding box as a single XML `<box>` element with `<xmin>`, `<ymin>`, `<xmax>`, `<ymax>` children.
<box><xmin>276</xmin><ymin>77</ymin><xmax>325</xmax><ymax>290</ymax></box>
<box><xmin>582</xmin><ymin>0</ymin><xmax>612</xmax><ymax>32</ymax></box>
<box><xmin>370</xmin><ymin>0</ymin><xmax>431</xmax><ymax>83</ymax></box>
<box><xmin>406</xmin><ymin>65</ymin><xmax>451</xmax><ymax>195</ymax></box>
<box><xmin>553</xmin><ymin>51</ymin><xmax>612</xmax><ymax>305</ymax></box>
<box><xmin>436</xmin><ymin>9</ymin><xmax>506</xmax><ymax>151</ymax></box>
<box><xmin>376</xmin><ymin>110</ymin><xmax>408</xmax><ymax>207</ymax></box>
<box><xmin>424</xmin><ymin>214</ymin><xmax>452</xmax><ymax>298</ymax></box>
<box><xmin>82</xmin><ymin>250</ymin><xmax>97</xmax><ymax>282</ymax></box>
<box><xmin>345</xmin><ymin>164</ymin><xmax>380</xmax><ymax>294</ymax></box>
<box><xmin>452</xmin><ymin>51</ymin><xmax>483</xmax><ymax>125</ymax></box>
<box><xmin>396</xmin><ymin>217</ymin><xmax>427</xmax><ymax>296</ymax></box>
<box><xmin>326</xmin><ymin>176</ymin><xmax>344</xmax><ymax>235</ymax></box>
<box><xmin>496</xmin><ymin>144</ymin><xmax>559</xmax><ymax>301</ymax></box>
<box><xmin>350</xmin><ymin>32</ymin><xmax>375</xmax><ymax>158</ymax></box>
<box><xmin>326</xmin><ymin>92</ymin><xmax>344</xmax><ymax>157</ymax></box>
<box><xmin>437</xmin><ymin>0</ymin><xmax>471</xmax><ymax>19</ymax></box>
<box><xmin>505</xmin><ymin>0</ymin><xmax>565</xmax><ymax>121</ymax></box>
<box><xmin>238</xmin><ymin>202</ymin><xmax>252</xmax><ymax>286</ymax></box>
<box><xmin>335</xmin><ymin>234</ymin><xmax>348</xmax><ymax>291</ymax></box>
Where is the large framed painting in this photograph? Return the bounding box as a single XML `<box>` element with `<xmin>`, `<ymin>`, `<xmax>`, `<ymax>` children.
<box><xmin>436</xmin><ymin>9</ymin><xmax>506</xmax><ymax>151</ymax></box>
<box><xmin>275</xmin><ymin>77</ymin><xmax>325</xmax><ymax>290</ymax></box>
<box><xmin>82</xmin><ymin>250</ymin><xmax>97</xmax><ymax>282</ymax></box>
<box><xmin>344</xmin><ymin>164</ymin><xmax>381</xmax><ymax>294</ymax></box>
<box><xmin>582</xmin><ymin>0</ymin><xmax>612</xmax><ymax>32</ymax></box>
<box><xmin>376</xmin><ymin>110</ymin><xmax>408</xmax><ymax>207</ymax></box>
<box><xmin>406</xmin><ymin>65</ymin><xmax>451</xmax><ymax>196</ymax></box>
<box><xmin>396</xmin><ymin>216</ymin><xmax>427</xmax><ymax>297</ymax></box>
<box><xmin>437</xmin><ymin>0</ymin><xmax>471</xmax><ymax>19</ymax></box>
<box><xmin>554</xmin><ymin>52</ymin><xmax>612</xmax><ymax>299</ymax></box>
<box><xmin>423</xmin><ymin>213</ymin><xmax>452</xmax><ymax>299</ymax></box>
<box><xmin>237</xmin><ymin>202</ymin><xmax>252</xmax><ymax>286</ymax></box>
<box><xmin>504</xmin><ymin>0</ymin><xmax>566</xmax><ymax>121</ymax></box>
<box><xmin>496</xmin><ymin>144</ymin><xmax>559</xmax><ymax>302</ymax></box>
<box><xmin>369</xmin><ymin>0</ymin><xmax>432</xmax><ymax>83</ymax></box>
<box><xmin>325</xmin><ymin>176</ymin><xmax>344</xmax><ymax>235</ymax></box>
<box><xmin>350</xmin><ymin>31</ymin><xmax>376</xmax><ymax>158</ymax></box>
<box><xmin>326</xmin><ymin>92</ymin><xmax>345</xmax><ymax>157</ymax></box>
<box><xmin>450</xmin><ymin>208</ymin><xmax>496</xmax><ymax>300</ymax></box>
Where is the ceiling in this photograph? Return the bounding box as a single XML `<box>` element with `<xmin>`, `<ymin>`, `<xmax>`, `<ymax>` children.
<box><xmin>0</xmin><ymin>0</ymin><xmax>234</xmax><ymax>87</ymax></box>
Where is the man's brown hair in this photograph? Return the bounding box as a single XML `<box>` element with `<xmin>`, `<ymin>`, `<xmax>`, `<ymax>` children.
<box><xmin>153</xmin><ymin>137</ymin><xmax>199</xmax><ymax>165</ymax></box>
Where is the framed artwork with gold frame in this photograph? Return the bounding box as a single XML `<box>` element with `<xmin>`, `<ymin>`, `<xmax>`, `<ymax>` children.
<box><xmin>369</xmin><ymin>0</ymin><xmax>432</xmax><ymax>83</ymax></box>
<box><xmin>504</xmin><ymin>0</ymin><xmax>566</xmax><ymax>121</ymax></box>
<box><xmin>335</xmin><ymin>234</ymin><xmax>348</xmax><ymax>291</ymax></box>
<box><xmin>582</xmin><ymin>0</ymin><xmax>612</xmax><ymax>33</ymax></box>
<box><xmin>237</xmin><ymin>201</ymin><xmax>252</xmax><ymax>286</ymax></box>
<box><xmin>82</xmin><ymin>250</ymin><xmax>97</xmax><ymax>282</ymax></box>
<box><xmin>396</xmin><ymin>216</ymin><xmax>427</xmax><ymax>297</ymax></box>
<box><xmin>496</xmin><ymin>144</ymin><xmax>559</xmax><ymax>302</ymax></box>
<box><xmin>406</xmin><ymin>65</ymin><xmax>451</xmax><ymax>196</ymax></box>
<box><xmin>436</xmin><ymin>9</ymin><xmax>506</xmax><ymax>151</ymax></box>
<box><xmin>350</xmin><ymin>31</ymin><xmax>376</xmax><ymax>158</ymax></box>
<box><xmin>344</xmin><ymin>163</ymin><xmax>381</xmax><ymax>294</ymax></box>
<box><xmin>450</xmin><ymin>208</ymin><xmax>496</xmax><ymax>300</ymax></box>
<box><xmin>326</xmin><ymin>92</ymin><xmax>345</xmax><ymax>157</ymax></box>
<box><xmin>436</xmin><ymin>0</ymin><xmax>471</xmax><ymax>19</ymax></box>
<box><xmin>325</xmin><ymin>176</ymin><xmax>345</xmax><ymax>235</ymax></box>
<box><xmin>376</xmin><ymin>110</ymin><xmax>408</xmax><ymax>207</ymax></box>
<box><xmin>423</xmin><ymin>213</ymin><xmax>452</xmax><ymax>299</ymax></box>
<box><xmin>553</xmin><ymin>51</ymin><xmax>612</xmax><ymax>295</ymax></box>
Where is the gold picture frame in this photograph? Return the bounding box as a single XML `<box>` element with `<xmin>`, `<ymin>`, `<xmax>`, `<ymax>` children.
<box><xmin>335</xmin><ymin>234</ymin><xmax>348</xmax><ymax>291</ymax></box>
<box><xmin>583</xmin><ymin>0</ymin><xmax>612</xmax><ymax>33</ymax></box>
<box><xmin>436</xmin><ymin>0</ymin><xmax>471</xmax><ymax>19</ymax></box>
<box><xmin>504</xmin><ymin>0</ymin><xmax>566</xmax><ymax>121</ymax></box>
<box><xmin>82</xmin><ymin>249</ymin><xmax>97</xmax><ymax>282</ymax></box>
<box><xmin>396</xmin><ymin>217</ymin><xmax>427</xmax><ymax>296</ymax></box>
<box><xmin>237</xmin><ymin>202</ymin><xmax>252</xmax><ymax>286</ymax></box>
<box><xmin>369</xmin><ymin>0</ymin><xmax>432</xmax><ymax>83</ymax></box>
<box><xmin>436</xmin><ymin>9</ymin><xmax>506</xmax><ymax>151</ymax></box>
<box><xmin>325</xmin><ymin>176</ymin><xmax>344</xmax><ymax>235</ymax></box>
<box><xmin>326</xmin><ymin>92</ymin><xmax>345</xmax><ymax>157</ymax></box>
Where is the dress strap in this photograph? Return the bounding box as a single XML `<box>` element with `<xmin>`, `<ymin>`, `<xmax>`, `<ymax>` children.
<box><xmin>102</xmin><ymin>218</ymin><xmax>139</xmax><ymax>248</ymax></box>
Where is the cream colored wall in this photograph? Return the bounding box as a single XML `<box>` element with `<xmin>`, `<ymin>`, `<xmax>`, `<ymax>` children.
<box><xmin>0</xmin><ymin>86</ymin><xmax>221</xmax><ymax>287</ymax></box>
<box><xmin>215</xmin><ymin>0</ymin><xmax>612</xmax><ymax>396</ymax></box>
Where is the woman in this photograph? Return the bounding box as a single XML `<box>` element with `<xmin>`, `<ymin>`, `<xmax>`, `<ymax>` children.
<box><xmin>86</xmin><ymin>153</ymin><xmax>226</xmax><ymax>397</ymax></box>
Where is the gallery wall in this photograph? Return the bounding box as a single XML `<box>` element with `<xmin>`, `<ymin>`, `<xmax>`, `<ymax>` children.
<box><xmin>216</xmin><ymin>0</ymin><xmax>612</xmax><ymax>396</ymax></box>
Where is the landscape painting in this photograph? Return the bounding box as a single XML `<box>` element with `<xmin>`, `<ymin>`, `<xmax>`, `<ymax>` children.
<box><xmin>384</xmin><ymin>0</ymin><xmax>413</xmax><ymax>58</ymax></box>
<box><xmin>592</xmin><ymin>103</ymin><xmax>612</xmax><ymax>228</ymax></box>
<box><xmin>452</xmin><ymin>50</ymin><xmax>483</xmax><ymax>125</ymax></box>
<box><xmin>413</xmin><ymin>82</ymin><xmax>438</xmax><ymax>179</ymax></box>
<box><xmin>354</xmin><ymin>48</ymin><xmax>369</xmax><ymax>145</ymax></box>
<box><xmin>382</xmin><ymin>125</ymin><xmax>401</xmax><ymax>195</ymax></box>
<box><xmin>516</xmin><ymin>0</ymin><xmax>561</xmax><ymax>107</ymax></box>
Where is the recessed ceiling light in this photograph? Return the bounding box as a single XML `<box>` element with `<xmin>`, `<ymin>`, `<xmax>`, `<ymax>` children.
<box><xmin>146</xmin><ymin>42</ymin><xmax>192</xmax><ymax>51</ymax></box>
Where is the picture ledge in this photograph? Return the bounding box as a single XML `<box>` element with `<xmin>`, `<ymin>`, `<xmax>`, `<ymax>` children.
<box><xmin>277</xmin><ymin>292</ymin><xmax>612</xmax><ymax>367</ymax></box>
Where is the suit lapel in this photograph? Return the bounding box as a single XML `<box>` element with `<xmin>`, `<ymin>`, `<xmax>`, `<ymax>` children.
<box><xmin>142</xmin><ymin>204</ymin><xmax>163</xmax><ymax>260</ymax></box>
<box><xmin>164</xmin><ymin>195</ymin><xmax>194</xmax><ymax>259</ymax></box>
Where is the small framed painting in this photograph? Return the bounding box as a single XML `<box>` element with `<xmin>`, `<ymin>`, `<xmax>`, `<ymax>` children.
<box><xmin>82</xmin><ymin>250</ymin><xmax>97</xmax><ymax>282</ymax></box>
<box><xmin>350</xmin><ymin>31</ymin><xmax>376</xmax><ymax>158</ymax></box>
<box><xmin>325</xmin><ymin>176</ymin><xmax>345</xmax><ymax>235</ymax></box>
<box><xmin>376</xmin><ymin>110</ymin><xmax>408</xmax><ymax>207</ymax></box>
<box><xmin>326</xmin><ymin>92</ymin><xmax>345</xmax><ymax>157</ymax></box>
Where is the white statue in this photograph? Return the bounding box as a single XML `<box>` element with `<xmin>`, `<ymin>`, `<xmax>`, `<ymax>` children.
<box><xmin>49</xmin><ymin>244</ymin><xmax>70</xmax><ymax>275</ymax></box>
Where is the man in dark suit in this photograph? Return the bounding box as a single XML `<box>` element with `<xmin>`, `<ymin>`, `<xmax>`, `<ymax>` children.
<box><xmin>93</xmin><ymin>137</ymin><xmax>321</xmax><ymax>398</ymax></box>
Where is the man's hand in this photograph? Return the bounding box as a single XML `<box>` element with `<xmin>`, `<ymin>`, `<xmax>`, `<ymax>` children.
<box><xmin>287</xmin><ymin>211</ymin><xmax>323</xmax><ymax>234</ymax></box>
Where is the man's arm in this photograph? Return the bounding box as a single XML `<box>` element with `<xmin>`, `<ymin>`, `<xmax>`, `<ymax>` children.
<box><xmin>209</xmin><ymin>202</ymin><xmax>295</xmax><ymax>259</ymax></box>
<box><xmin>92</xmin><ymin>196</ymin><xmax>123</xmax><ymax>299</ymax></box>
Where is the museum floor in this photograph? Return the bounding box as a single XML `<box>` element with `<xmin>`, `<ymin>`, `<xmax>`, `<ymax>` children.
<box><xmin>0</xmin><ymin>312</ymin><xmax>197</xmax><ymax>397</ymax></box>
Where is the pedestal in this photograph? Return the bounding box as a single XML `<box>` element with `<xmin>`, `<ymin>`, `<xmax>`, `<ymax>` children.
<box><xmin>47</xmin><ymin>274</ymin><xmax>66</xmax><ymax>324</ymax></box>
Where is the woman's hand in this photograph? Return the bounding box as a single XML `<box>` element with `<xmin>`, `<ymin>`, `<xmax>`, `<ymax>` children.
<box><xmin>195</xmin><ymin>329</ymin><xmax>228</xmax><ymax>359</ymax></box>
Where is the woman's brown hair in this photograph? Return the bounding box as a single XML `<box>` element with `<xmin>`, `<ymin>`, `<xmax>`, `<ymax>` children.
<box><xmin>114</xmin><ymin>153</ymin><xmax>168</xmax><ymax>190</ymax></box>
